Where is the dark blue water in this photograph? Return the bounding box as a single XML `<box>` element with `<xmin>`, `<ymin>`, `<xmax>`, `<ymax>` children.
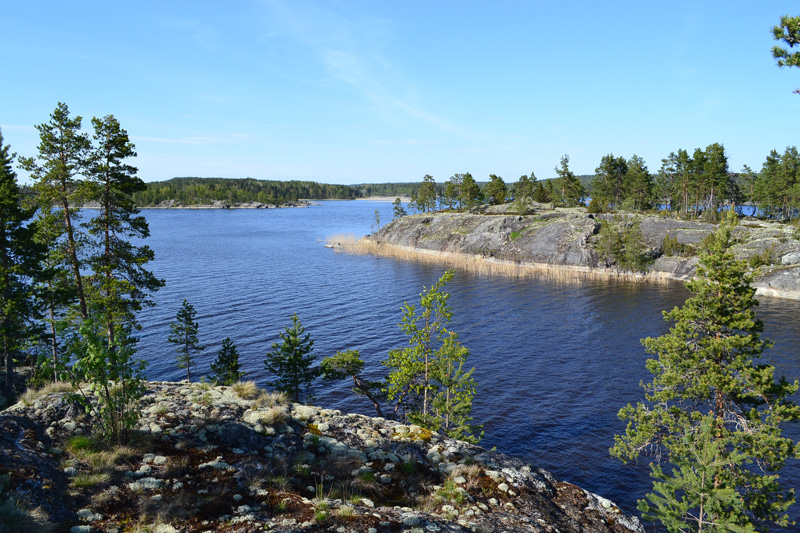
<box><xmin>135</xmin><ymin>201</ymin><xmax>800</xmax><ymax>528</ymax></box>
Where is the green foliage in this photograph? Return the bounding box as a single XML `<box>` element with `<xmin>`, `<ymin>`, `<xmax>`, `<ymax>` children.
<box><xmin>639</xmin><ymin>417</ymin><xmax>757</xmax><ymax>533</ymax></box>
<box><xmin>412</xmin><ymin>175</ymin><xmax>438</xmax><ymax>213</ymax></box>
<box><xmin>0</xmin><ymin>129</ymin><xmax>44</xmax><ymax>398</ymax></box>
<box><xmin>772</xmin><ymin>15</ymin><xmax>800</xmax><ymax>94</ymax></box>
<box><xmin>532</xmin><ymin>181</ymin><xmax>550</xmax><ymax>203</ymax></box>
<box><xmin>85</xmin><ymin>114</ymin><xmax>163</xmax><ymax>346</ymax></box>
<box><xmin>483</xmin><ymin>174</ymin><xmax>507</xmax><ymax>205</ymax></box>
<box><xmin>370</xmin><ymin>208</ymin><xmax>381</xmax><ymax>233</ymax></box>
<box><xmin>512</xmin><ymin>173</ymin><xmax>536</xmax><ymax>214</ymax></box>
<box><xmin>264</xmin><ymin>314</ymin><xmax>317</xmax><ymax>402</ymax></box>
<box><xmin>586</xmin><ymin>197</ymin><xmax>608</xmax><ymax>214</ymax></box>
<box><xmin>623</xmin><ymin>155</ymin><xmax>654</xmax><ymax>211</ymax></box>
<box><xmin>747</xmin><ymin>246</ymin><xmax>776</xmax><ymax>270</ymax></box>
<box><xmin>168</xmin><ymin>300</ymin><xmax>205</xmax><ymax>381</ymax></box>
<box><xmin>553</xmin><ymin>154</ymin><xmax>584</xmax><ymax>207</ymax></box>
<box><xmin>392</xmin><ymin>198</ymin><xmax>407</xmax><ymax>220</ymax></box>
<box><xmin>611</xmin><ymin>212</ymin><xmax>800</xmax><ymax>531</ymax></box>
<box><xmin>209</xmin><ymin>337</ymin><xmax>244</xmax><ymax>385</ymax></box>
<box><xmin>321</xmin><ymin>349</ymin><xmax>387</xmax><ymax>418</ymax></box>
<box><xmin>593</xmin><ymin>154</ymin><xmax>628</xmax><ymax>208</ymax></box>
<box><xmin>595</xmin><ymin>219</ymin><xmax>652</xmax><ymax>272</ymax></box>
<box><xmin>383</xmin><ymin>270</ymin><xmax>482</xmax><ymax>443</ymax></box>
<box><xmin>68</xmin><ymin>316</ymin><xmax>147</xmax><ymax>442</ymax></box>
<box><xmin>131</xmin><ymin>177</ymin><xmax>357</xmax><ymax>206</ymax></box>
<box><xmin>458</xmin><ymin>173</ymin><xmax>482</xmax><ymax>210</ymax></box>
<box><xmin>19</xmin><ymin>102</ymin><xmax>92</xmax><ymax>319</ymax></box>
<box><xmin>753</xmin><ymin>146</ymin><xmax>800</xmax><ymax>220</ymax></box>
<box><xmin>661</xmin><ymin>233</ymin><xmax>687</xmax><ymax>256</ymax></box>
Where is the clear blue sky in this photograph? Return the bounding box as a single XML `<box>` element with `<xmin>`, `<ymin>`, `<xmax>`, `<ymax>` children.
<box><xmin>2</xmin><ymin>1</ymin><xmax>799</xmax><ymax>184</ymax></box>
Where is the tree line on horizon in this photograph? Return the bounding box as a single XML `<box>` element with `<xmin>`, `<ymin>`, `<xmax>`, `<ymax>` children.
<box><xmin>395</xmin><ymin>143</ymin><xmax>800</xmax><ymax>222</ymax></box>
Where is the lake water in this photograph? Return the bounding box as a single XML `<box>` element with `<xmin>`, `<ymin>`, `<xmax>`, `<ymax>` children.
<box><xmin>135</xmin><ymin>200</ymin><xmax>800</xmax><ymax>528</ymax></box>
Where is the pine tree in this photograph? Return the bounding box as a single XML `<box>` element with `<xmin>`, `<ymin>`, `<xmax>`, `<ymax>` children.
<box><xmin>415</xmin><ymin>175</ymin><xmax>437</xmax><ymax>213</ymax></box>
<box><xmin>623</xmin><ymin>155</ymin><xmax>653</xmax><ymax>211</ymax></box>
<box><xmin>19</xmin><ymin>103</ymin><xmax>92</xmax><ymax>319</ymax></box>
<box><xmin>593</xmin><ymin>154</ymin><xmax>628</xmax><ymax>207</ymax></box>
<box><xmin>0</xmin><ymin>130</ymin><xmax>44</xmax><ymax>397</ymax></box>
<box><xmin>264</xmin><ymin>314</ymin><xmax>317</xmax><ymax>402</ymax></box>
<box><xmin>611</xmin><ymin>212</ymin><xmax>800</xmax><ymax>531</ymax></box>
<box><xmin>168</xmin><ymin>300</ymin><xmax>205</xmax><ymax>381</ymax></box>
<box><xmin>458</xmin><ymin>173</ymin><xmax>482</xmax><ymax>209</ymax></box>
<box><xmin>483</xmin><ymin>174</ymin><xmax>507</xmax><ymax>205</ymax></box>
<box><xmin>392</xmin><ymin>197</ymin><xmax>407</xmax><ymax>220</ymax></box>
<box><xmin>554</xmin><ymin>154</ymin><xmax>584</xmax><ymax>207</ymax></box>
<box><xmin>209</xmin><ymin>337</ymin><xmax>244</xmax><ymax>385</ymax></box>
<box><xmin>772</xmin><ymin>15</ymin><xmax>800</xmax><ymax>94</ymax></box>
<box><xmin>86</xmin><ymin>114</ymin><xmax>163</xmax><ymax>345</ymax></box>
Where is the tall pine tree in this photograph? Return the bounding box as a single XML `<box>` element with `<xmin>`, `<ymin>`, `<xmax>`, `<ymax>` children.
<box><xmin>19</xmin><ymin>103</ymin><xmax>91</xmax><ymax>319</ymax></box>
<box><xmin>612</xmin><ymin>212</ymin><xmax>800</xmax><ymax>531</ymax></box>
<box><xmin>86</xmin><ymin>115</ymin><xmax>163</xmax><ymax>345</ymax></box>
<box><xmin>0</xmin><ymin>130</ymin><xmax>44</xmax><ymax>397</ymax></box>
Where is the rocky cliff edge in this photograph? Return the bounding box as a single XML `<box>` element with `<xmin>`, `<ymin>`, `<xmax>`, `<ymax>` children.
<box><xmin>366</xmin><ymin>205</ymin><xmax>800</xmax><ymax>299</ymax></box>
<box><xmin>1</xmin><ymin>381</ymin><xmax>642</xmax><ymax>533</ymax></box>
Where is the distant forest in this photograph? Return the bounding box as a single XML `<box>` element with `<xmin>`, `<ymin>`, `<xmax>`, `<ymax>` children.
<box><xmin>131</xmin><ymin>178</ymin><xmax>358</xmax><ymax>206</ymax></box>
<box><xmin>132</xmin><ymin>176</ymin><xmax>593</xmax><ymax>207</ymax></box>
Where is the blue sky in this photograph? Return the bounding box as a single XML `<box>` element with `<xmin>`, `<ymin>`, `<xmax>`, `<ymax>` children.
<box><xmin>2</xmin><ymin>1</ymin><xmax>799</xmax><ymax>184</ymax></box>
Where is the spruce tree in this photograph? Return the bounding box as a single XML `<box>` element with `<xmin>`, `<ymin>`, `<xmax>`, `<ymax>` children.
<box><xmin>209</xmin><ymin>337</ymin><xmax>244</xmax><ymax>385</ymax></box>
<box><xmin>264</xmin><ymin>314</ymin><xmax>316</xmax><ymax>402</ymax></box>
<box><xmin>611</xmin><ymin>212</ymin><xmax>800</xmax><ymax>531</ymax></box>
<box><xmin>168</xmin><ymin>300</ymin><xmax>205</xmax><ymax>381</ymax></box>
<box><xmin>0</xmin><ymin>130</ymin><xmax>44</xmax><ymax>397</ymax></box>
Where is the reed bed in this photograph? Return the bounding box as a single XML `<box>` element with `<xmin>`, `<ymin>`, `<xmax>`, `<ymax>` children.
<box><xmin>329</xmin><ymin>235</ymin><xmax>678</xmax><ymax>287</ymax></box>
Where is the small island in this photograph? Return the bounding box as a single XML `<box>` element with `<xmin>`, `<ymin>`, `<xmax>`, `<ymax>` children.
<box><xmin>349</xmin><ymin>202</ymin><xmax>800</xmax><ymax>300</ymax></box>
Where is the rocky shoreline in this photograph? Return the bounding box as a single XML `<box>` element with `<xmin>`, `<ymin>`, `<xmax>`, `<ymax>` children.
<box><xmin>361</xmin><ymin>204</ymin><xmax>800</xmax><ymax>300</ymax></box>
<box><xmin>80</xmin><ymin>200</ymin><xmax>317</xmax><ymax>210</ymax></box>
<box><xmin>1</xmin><ymin>381</ymin><xmax>642</xmax><ymax>533</ymax></box>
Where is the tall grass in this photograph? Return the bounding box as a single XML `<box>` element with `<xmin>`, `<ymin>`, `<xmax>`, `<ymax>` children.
<box><xmin>335</xmin><ymin>237</ymin><xmax>677</xmax><ymax>286</ymax></box>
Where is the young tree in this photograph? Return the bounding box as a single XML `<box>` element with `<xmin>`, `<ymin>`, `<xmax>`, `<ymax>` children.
<box><xmin>611</xmin><ymin>212</ymin><xmax>800</xmax><ymax>531</ymax></box>
<box><xmin>264</xmin><ymin>314</ymin><xmax>317</xmax><ymax>402</ymax></box>
<box><xmin>320</xmin><ymin>349</ymin><xmax>386</xmax><ymax>418</ymax></box>
<box><xmin>86</xmin><ymin>114</ymin><xmax>163</xmax><ymax>346</ymax></box>
<box><xmin>68</xmin><ymin>316</ymin><xmax>147</xmax><ymax>442</ymax></box>
<box><xmin>554</xmin><ymin>154</ymin><xmax>584</xmax><ymax>207</ymax></box>
<box><xmin>772</xmin><ymin>15</ymin><xmax>800</xmax><ymax>94</ymax></box>
<box><xmin>168</xmin><ymin>300</ymin><xmax>205</xmax><ymax>381</ymax></box>
<box><xmin>209</xmin><ymin>337</ymin><xmax>244</xmax><ymax>385</ymax></box>
<box><xmin>532</xmin><ymin>181</ymin><xmax>550</xmax><ymax>203</ymax></box>
<box><xmin>512</xmin><ymin>173</ymin><xmax>536</xmax><ymax>214</ymax></box>
<box><xmin>19</xmin><ymin>103</ymin><xmax>92</xmax><ymax>319</ymax></box>
<box><xmin>383</xmin><ymin>270</ymin><xmax>482</xmax><ymax>442</ymax></box>
<box><xmin>483</xmin><ymin>174</ymin><xmax>507</xmax><ymax>205</ymax></box>
<box><xmin>0</xmin><ymin>130</ymin><xmax>44</xmax><ymax>397</ymax></box>
<box><xmin>392</xmin><ymin>197</ymin><xmax>407</xmax><ymax>220</ymax></box>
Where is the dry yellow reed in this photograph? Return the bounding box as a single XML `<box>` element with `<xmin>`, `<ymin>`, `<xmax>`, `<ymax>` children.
<box><xmin>330</xmin><ymin>236</ymin><xmax>678</xmax><ymax>287</ymax></box>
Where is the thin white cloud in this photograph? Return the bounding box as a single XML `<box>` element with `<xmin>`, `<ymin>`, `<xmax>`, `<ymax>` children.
<box><xmin>261</xmin><ymin>0</ymin><xmax>472</xmax><ymax>140</ymax></box>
